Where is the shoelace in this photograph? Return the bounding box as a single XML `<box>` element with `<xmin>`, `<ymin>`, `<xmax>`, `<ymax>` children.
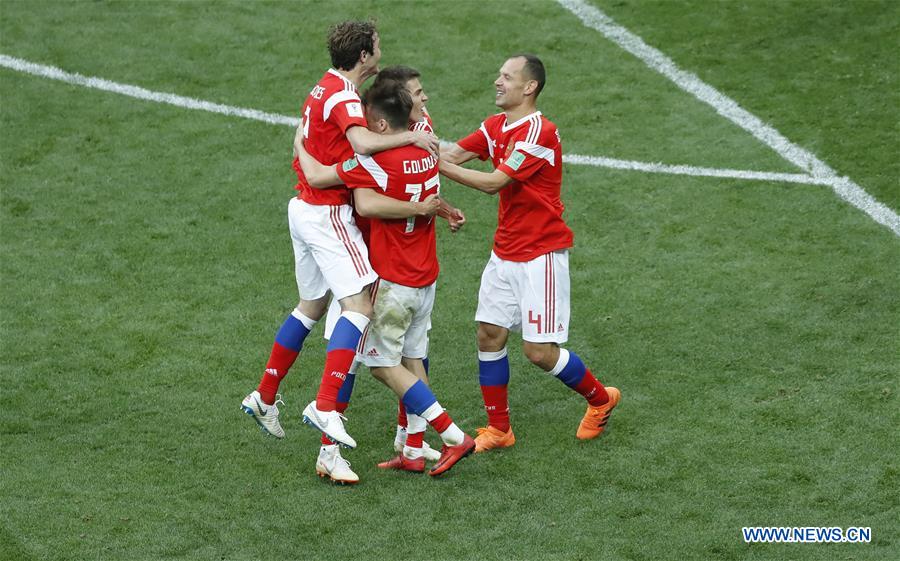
<box><xmin>328</xmin><ymin>447</ymin><xmax>352</xmax><ymax>469</ymax></box>
<box><xmin>273</xmin><ymin>393</ymin><xmax>285</xmax><ymax>412</ymax></box>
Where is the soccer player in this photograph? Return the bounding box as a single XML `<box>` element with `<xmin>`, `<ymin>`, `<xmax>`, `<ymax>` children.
<box><xmin>372</xmin><ymin>65</ymin><xmax>465</xmax><ymax>458</ymax></box>
<box><xmin>316</xmin><ymin>65</ymin><xmax>465</xmax><ymax>466</ymax></box>
<box><xmin>239</xmin><ymin>21</ymin><xmax>438</xmax><ymax>481</ymax></box>
<box><xmin>439</xmin><ymin>54</ymin><xmax>621</xmax><ymax>452</ymax></box>
<box><xmin>296</xmin><ymin>80</ymin><xmax>476</xmax><ymax>476</ymax></box>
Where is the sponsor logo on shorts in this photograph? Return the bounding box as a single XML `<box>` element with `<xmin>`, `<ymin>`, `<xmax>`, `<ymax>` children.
<box><xmin>366</xmin><ymin>348</ymin><xmax>379</xmax><ymax>357</ymax></box>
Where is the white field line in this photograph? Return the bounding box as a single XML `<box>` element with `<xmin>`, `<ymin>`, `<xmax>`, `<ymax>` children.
<box><xmin>3</xmin><ymin>53</ymin><xmax>898</xmax><ymax>234</ymax></box>
<box><xmin>557</xmin><ymin>0</ymin><xmax>900</xmax><ymax>236</ymax></box>
<box><xmin>563</xmin><ymin>154</ymin><xmax>834</xmax><ymax>186</ymax></box>
<box><xmin>0</xmin><ymin>54</ymin><xmax>300</xmax><ymax>128</ymax></box>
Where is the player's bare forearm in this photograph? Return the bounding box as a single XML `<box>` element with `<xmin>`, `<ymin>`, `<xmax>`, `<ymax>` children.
<box><xmin>436</xmin><ymin>198</ymin><xmax>466</xmax><ymax>232</ymax></box>
<box><xmin>347</xmin><ymin>126</ymin><xmax>439</xmax><ymax>158</ymax></box>
<box><xmin>354</xmin><ymin>189</ymin><xmax>441</xmax><ymax>219</ymax></box>
<box><xmin>439</xmin><ymin>160</ymin><xmax>511</xmax><ymax>195</ymax></box>
<box><xmin>440</xmin><ymin>142</ymin><xmax>478</xmax><ymax>165</ymax></box>
<box><xmin>294</xmin><ymin>137</ymin><xmax>342</xmax><ymax>188</ymax></box>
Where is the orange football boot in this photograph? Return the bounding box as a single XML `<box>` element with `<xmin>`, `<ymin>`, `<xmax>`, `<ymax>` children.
<box><xmin>576</xmin><ymin>387</ymin><xmax>621</xmax><ymax>440</ymax></box>
<box><xmin>473</xmin><ymin>425</ymin><xmax>516</xmax><ymax>452</ymax></box>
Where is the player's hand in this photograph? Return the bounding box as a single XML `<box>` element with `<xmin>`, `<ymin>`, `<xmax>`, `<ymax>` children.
<box><xmin>409</xmin><ymin>130</ymin><xmax>440</xmax><ymax>159</ymax></box>
<box><xmin>448</xmin><ymin>207</ymin><xmax>466</xmax><ymax>232</ymax></box>
<box><xmin>417</xmin><ymin>194</ymin><xmax>441</xmax><ymax>217</ymax></box>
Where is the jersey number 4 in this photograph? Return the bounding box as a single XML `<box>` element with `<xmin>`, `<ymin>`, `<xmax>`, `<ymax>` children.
<box><xmin>404</xmin><ymin>175</ymin><xmax>440</xmax><ymax>234</ymax></box>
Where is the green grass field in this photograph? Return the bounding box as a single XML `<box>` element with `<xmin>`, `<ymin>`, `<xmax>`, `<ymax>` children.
<box><xmin>2</xmin><ymin>1</ymin><xmax>898</xmax><ymax>559</ymax></box>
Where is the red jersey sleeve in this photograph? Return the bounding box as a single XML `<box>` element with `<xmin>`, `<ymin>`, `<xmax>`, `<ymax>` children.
<box><xmin>336</xmin><ymin>154</ymin><xmax>387</xmax><ymax>191</ymax></box>
<box><xmin>456</xmin><ymin>122</ymin><xmax>492</xmax><ymax>161</ymax></box>
<box><xmin>497</xmin><ymin>125</ymin><xmax>559</xmax><ymax>182</ymax></box>
<box><xmin>324</xmin><ymin>91</ymin><xmax>368</xmax><ymax>134</ymax></box>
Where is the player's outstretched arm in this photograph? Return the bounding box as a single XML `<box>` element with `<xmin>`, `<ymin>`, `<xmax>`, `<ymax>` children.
<box><xmin>440</xmin><ymin>142</ymin><xmax>478</xmax><ymax>165</ymax></box>
<box><xmin>439</xmin><ymin>160</ymin><xmax>513</xmax><ymax>195</ymax></box>
<box><xmin>346</xmin><ymin>126</ymin><xmax>439</xmax><ymax>158</ymax></box>
<box><xmin>354</xmin><ymin>189</ymin><xmax>441</xmax><ymax>219</ymax></box>
<box><xmin>294</xmin><ymin>135</ymin><xmax>343</xmax><ymax>188</ymax></box>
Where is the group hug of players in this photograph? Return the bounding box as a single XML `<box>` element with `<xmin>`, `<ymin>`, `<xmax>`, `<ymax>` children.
<box><xmin>240</xmin><ymin>20</ymin><xmax>621</xmax><ymax>484</ymax></box>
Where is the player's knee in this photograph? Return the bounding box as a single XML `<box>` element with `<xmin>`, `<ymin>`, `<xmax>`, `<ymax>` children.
<box><xmin>370</xmin><ymin>367</ymin><xmax>388</xmax><ymax>384</ymax></box>
<box><xmin>477</xmin><ymin>325</ymin><xmax>506</xmax><ymax>352</ymax></box>
<box><xmin>338</xmin><ymin>292</ymin><xmax>373</xmax><ymax>319</ymax></box>
<box><xmin>297</xmin><ymin>296</ymin><xmax>328</xmax><ymax>320</ymax></box>
<box><xmin>523</xmin><ymin>342</ymin><xmax>557</xmax><ymax>370</ymax></box>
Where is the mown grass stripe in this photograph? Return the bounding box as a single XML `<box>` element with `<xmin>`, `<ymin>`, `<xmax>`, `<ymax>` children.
<box><xmin>0</xmin><ymin>53</ymin><xmax>300</xmax><ymax>127</ymax></box>
<box><xmin>557</xmin><ymin>0</ymin><xmax>900</xmax><ymax>236</ymax></box>
<box><xmin>1</xmin><ymin>53</ymin><xmax>821</xmax><ymax>189</ymax></box>
<box><xmin>4</xmin><ymin>50</ymin><xmax>897</xmax><ymax>235</ymax></box>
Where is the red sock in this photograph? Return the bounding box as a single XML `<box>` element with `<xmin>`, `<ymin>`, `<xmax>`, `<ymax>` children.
<box><xmin>405</xmin><ymin>431</ymin><xmax>424</xmax><ymax>449</ymax></box>
<box><xmin>575</xmin><ymin>369</ymin><xmax>609</xmax><ymax>406</ymax></box>
<box><xmin>428</xmin><ymin>411</ymin><xmax>453</xmax><ymax>433</ymax></box>
<box><xmin>315</xmin><ymin>349</ymin><xmax>355</xmax><ymax>411</ymax></box>
<box><xmin>397</xmin><ymin>400</ymin><xmax>408</xmax><ymax>428</ymax></box>
<box><xmin>257</xmin><ymin>342</ymin><xmax>300</xmax><ymax>404</ymax></box>
<box><xmin>480</xmin><ymin>385</ymin><xmax>510</xmax><ymax>432</ymax></box>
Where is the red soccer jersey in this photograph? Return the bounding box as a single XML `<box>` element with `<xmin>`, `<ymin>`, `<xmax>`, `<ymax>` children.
<box><xmin>411</xmin><ymin>108</ymin><xmax>434</xmax><ymax>133</ymax></box>
<box><xmin>457</xmin><ymin>111</ymin><xmax>573</xmax><ymax>262</ymax></box>
<box><xmin>353</xmin><ymin>111</ymin><xmax>436</xmax><ymax>246</ymax></box>
<box><xmin>293</xmin><ymin>69</ymin><xmax>368</xmax><ymax>206</ymax></box>
<box><xmin>337</xmin><ymin>146</ymin><xmax>440</xmax><ymax>287</ymax></box>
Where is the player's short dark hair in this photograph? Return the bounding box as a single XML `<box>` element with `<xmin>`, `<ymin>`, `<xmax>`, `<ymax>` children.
<box><xmin>510</xmin><ymin>53</ymin><xmax>546</xmax><ymax>97</ymax></box>
<box><xmin>363</xmin><ymin>79</ymin><xmax>412</xmax><ymax>130</ymax></box>
<box><xmin>327</xmin><ymin>20</ymin><xmax>377</xmax><ymax>71</ymax></box>
<box><xmin>373</xmin><ymin>65</ymin><xmax>421</xmax><ymax>88</ymax></box>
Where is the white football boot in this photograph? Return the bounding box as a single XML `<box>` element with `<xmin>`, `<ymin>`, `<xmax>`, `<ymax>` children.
<box><xmin>316</xmin><ymin>444</ymin><xmax>359</xmax><ymax>485</ymax></box>
<box><xmin>240</xmin><ymin>391</ymin><xmax>285</xmax><ymax>438</ymax></box>
<box><xmin>301</xmin><ymin>401</ymin><xmax>357</xmax><ymax>449</ymax></box>
<box><xmin>393</xmin><ymin>426</ymin><xmax>441</xmax><ymax>462</ymax></box>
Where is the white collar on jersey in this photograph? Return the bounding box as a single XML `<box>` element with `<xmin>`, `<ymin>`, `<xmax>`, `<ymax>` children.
<box><xmin>502</xmin><ymin>110</ymin><xmax>542</xmax><ymax>133</ymax></box>
<box><xmin>327</xmin><ymin>68</ymin><xmax>356</xmax><ymax>90</ymax></box>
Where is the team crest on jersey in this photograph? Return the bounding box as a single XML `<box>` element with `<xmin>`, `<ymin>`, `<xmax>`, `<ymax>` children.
<box><xmin>342</xmin><ymin>157</ymin><xmax>359</xmax><ymax>172</ymax></box>
<box><xmin>507</xmin><ymin>151</ymin><xmax>526</xmax><ymax>171</ymax></box>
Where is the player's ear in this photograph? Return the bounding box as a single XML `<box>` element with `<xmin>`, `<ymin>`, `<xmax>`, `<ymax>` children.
<box><xmin>524</xmin><ymin>79</ymin><xmax>538</xmax><ymax>97</ymax></box>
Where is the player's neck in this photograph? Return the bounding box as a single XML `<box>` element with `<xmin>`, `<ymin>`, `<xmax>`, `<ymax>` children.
<box><xmin>334</xmin><ymin>67</ymin><xmax>366</xmax><ymax>89</ymax></box>
<box><xmin>503</xmin><ymin>103</ymin><xmax>539</xmax><ymax>125</ymax></box>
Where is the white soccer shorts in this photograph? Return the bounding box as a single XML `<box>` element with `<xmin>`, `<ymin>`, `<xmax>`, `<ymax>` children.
<box><xmin>324</xmin><ymin>286</ymin><xmax>432</xmax><ymax>341</ymax></box>
<box><xmin>288</xmin><ymin>197</ymin><xmax>377</xmax><ymax>302</ymax></box>
<box><xmin>358</xmin><ymin>279</ymin><xmax>435</xmax><ymax>367</ymax></box>
<box><xmin>475</xmin><ymin>250</ymin><xmax>570</xmax><ymax>344</ymax></box>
